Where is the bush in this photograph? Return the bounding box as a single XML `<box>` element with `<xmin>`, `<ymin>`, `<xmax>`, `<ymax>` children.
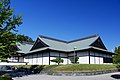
<box><xmin>34</xmin><ymin>65</ymin><xmax>45</xmax><ymax>73</ymax></box>
<box><xmin>30</xmin><ymin>65</ymin><xmax>38</xmax><ymax>70</ymax></box>
<box><xmin>51</xmin><ymin>58</ymin><xmax>64</xmax><ymax>65</ymax></box>
<box><xmin>15</xmin><ymin>65</ymin><xmax>45</xmax><ymax>74</ymax></box>
<box><xmin>116</xmin><ymin>64</ymin><xmax>120</xmax><ymax>71</ymax></box>
<box><xmin>71</xmin><ymin>56</ymin><xmax>79</xmax><ymax>64</ymax></box>
<box><xmin>15</xmin><ymin>65</ymin><xmax>31</xmax><ymax>69</ymax></box>
<box><xmin>0</xmin><ymin>74</ymin><xmax>12</xmax><ymax>80</ymax></box>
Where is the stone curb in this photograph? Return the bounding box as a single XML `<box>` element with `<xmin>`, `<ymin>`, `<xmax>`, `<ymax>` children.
<box><xmin>41</xmin><ymin>69</ymin><xmax>119</xmax><ymax>76</ymax></box>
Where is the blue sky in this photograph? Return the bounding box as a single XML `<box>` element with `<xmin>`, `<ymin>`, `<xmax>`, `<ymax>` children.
<box><xmin>11</xmin><ymin>0</ymin><xmax>120</xmax><ymax>51</ymax></box>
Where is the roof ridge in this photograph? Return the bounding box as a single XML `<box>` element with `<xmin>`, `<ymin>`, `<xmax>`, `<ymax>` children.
<box><xmin>39</xmin><ymin>35</ymin><xmax>67</xmax><ymax>43</ymax></box>
<box><xmin>22</xmin><ymin>41</ymin><xmax>34</xmax><ymax>45</ymax></box>
<box><xmin>39</xmin><ymin>34</ymin><xmax>99</xmax><ymax>43</ymax></box>
<box><xmin>68</xmin><ymin>34</ymin><xmax>99</xmax><ymax>43</ymax></box>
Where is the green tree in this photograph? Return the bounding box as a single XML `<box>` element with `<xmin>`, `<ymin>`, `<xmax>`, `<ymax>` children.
<box><xmin>0</xmin><ymin>0</ymin><xmax>22</xmax><ymax>60</ymax></box>
<box><xmin>113</xmin><ymin>46</ymin><xmax>120</xmax><ymax>64</ymax></box>
<box><xmin>17</xmin><ymin>34</ymin><xmax>34</xmax><ymax>43</ymax></box>
<box><xmin>51</xmin><ymin>58</ymin><xmax>64</xmax><ymax>65</ymax></box>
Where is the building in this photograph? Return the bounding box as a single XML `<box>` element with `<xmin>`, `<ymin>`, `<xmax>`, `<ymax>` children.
<box><xmin>9</xmin><ymin>35</ymin><xmax>114</xmax><ymax>65</ymax></box>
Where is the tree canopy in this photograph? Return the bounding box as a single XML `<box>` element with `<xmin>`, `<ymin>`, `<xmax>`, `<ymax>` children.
<box><xmin>0</xmin><ymin>0</ymin><xmax>22</xmax><ymax>60</ymax></box>
<box><xmin>113</xmin><ymin>46</ymin><xmax>120</xmax><ymax>64</ymax></box>
<box><xmin>17</xmin><ymin>34</ymin><xmax>34</xmax><ymax>43</ymax></box>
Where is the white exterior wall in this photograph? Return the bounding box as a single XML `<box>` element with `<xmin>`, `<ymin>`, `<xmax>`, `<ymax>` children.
<box><xmin>61</xmin><ymin>58</ymin><xmax>68</xmax><ymax>64</ymax></box>
<box><xmin>99</xmin><ymin>57</ymin><xmax>103</xmax><ymax>64</ymax></box>
<box><xmin>24</xmin><ymin>52</ymin><xmax>49</xmax><ymax>65</ymax></box>
<box><xmin>24</xmin><ymin>56</ymin><xmax>28</xmax><ymax>63</ymax></box>
<box><xmin>37</xmin><ymin>53</ymin><xmax>42</xmax><ymax>65</ymax></box>
<box><xmin>60</xmin><ymin>52</ymin><xmax>68</xmax><ymax>64</ymax></box>
<box><xmin>8</xmin><ymin>57</ymin><xmax>18</xmax><ymax>62</ymax></box>
<box><xmin>79</xmin><ymin>56</ymin><xmax>89</xmax><ymax>64</ymax></box>
<box><xmin>68</xmin><ymin>51</ymin><xmax>89</xmax><ymax>64</ymax></box>
<box><xmin>94</xmin><ymin>57</ymin><xmax>100</xmax><ymax>64</ymax></box>
<box><xmin>68</xmin><ymin>57</ymin><xmax>72</xmax><ymax>64</ymax></box>
<box><xmin>50</xmin><ymin>57</ymin><xmax>56</xmax><ymax>65</ymax></box>
<box><xmin>43</xmin><ymin>57</ymin><xmax>49</xmax><ymax>65</ymax></box>
<box><xmin>19</xmin><ymin>57</ymin><xmax>24</xmax><ymax>62</ymax></box>
<box><xmin>0</xmin><ymin>62</ymin><xmax>26</xmax><ymax>65</ymax></box>
<box><xmin>22</xmin><ymin>50</ymin><xmax>112</xmax><ymax>65</ymax></box>
<box><xmin>43</xmin><ymin>52</ymin><xmax>49</xmax><ymax>65</ymax></box>
<box><xmin>90</xmin><ymin>51</ymin><xmax>101</xmax><ymax>64</ymax></box>
<box><xmin>90</xmin><ymin>56</ymin><xmax>95</xmax><ymax>64</ymax></box>
<box><xmin>29</xmin><ymin>55</ymin><xmax>33</xmax><ymax>65</ymax></box>
<box><xmin>50</xmin><ymin>51</ymin><xmax>59</xmax><ymax>65</ymax></box>
<box><xmin>77</xmin><ymin>51</ymin><xmax>89</xmax><ymax>64</ymax></box>
<box><xmin>50</xmin><ymin>51</ymin><xmax>68</xmax><ymax>65</ymax></box>
<box><xmin>32</xmin><ymin>54</ymin><xmax>37</xmax><ymax>65</ymax></box>
<box><xmin>90</xmin><ymin>51</ymin><xmax>111</xmax><ymax>64</ymax></box>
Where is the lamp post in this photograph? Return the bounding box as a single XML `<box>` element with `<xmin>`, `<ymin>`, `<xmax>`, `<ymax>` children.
<box><xmin>74</xmin><ymin>47</ymin><xmax>77</xmax><ymax>63</ymax></box>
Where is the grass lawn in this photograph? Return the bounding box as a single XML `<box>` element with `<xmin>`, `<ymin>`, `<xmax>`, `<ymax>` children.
<box><xmin>46</xmin><ymin>64</ymin><xmax>117</xmax><ymax>72</ymax></box>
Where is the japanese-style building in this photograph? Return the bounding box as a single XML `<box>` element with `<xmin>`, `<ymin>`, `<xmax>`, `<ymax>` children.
<box><xmin>9</xmin><ymin>35</ymin><xmax>114</xmax><ymax>65</ymax></box>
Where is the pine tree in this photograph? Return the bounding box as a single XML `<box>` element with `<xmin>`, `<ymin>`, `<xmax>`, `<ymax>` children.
<box><xmin>0</xmin><ymin>0</ymin><xmax>22</xmax><ymax>61</ymax></box>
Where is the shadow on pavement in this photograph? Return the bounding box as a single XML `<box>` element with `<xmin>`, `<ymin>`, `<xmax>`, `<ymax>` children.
<box><xmin>0</xmin><ymin>65</ymin><xmax>41</xmax><ymax>78</ymax></box>
<box><xmin>111</xmin><ymin>74</ymin><xmax>120</xmax><ymax>79</ymax></box>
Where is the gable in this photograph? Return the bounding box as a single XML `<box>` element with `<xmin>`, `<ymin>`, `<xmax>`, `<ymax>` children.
<box><xmin>90</xmin><ymin>37</ymin><xmax>107</xmax><ymax>50</ymax></box>
<box><xmin>30</xmin><ymin>38</ymin><xmax>49</xmax><ymax>51</ymax></box>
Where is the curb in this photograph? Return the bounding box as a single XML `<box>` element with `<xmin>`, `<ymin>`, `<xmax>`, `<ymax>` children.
<box><xmin>41</xmin><ymin>69</ymin><xmax>119</xmax><ymax>76</ymax></box>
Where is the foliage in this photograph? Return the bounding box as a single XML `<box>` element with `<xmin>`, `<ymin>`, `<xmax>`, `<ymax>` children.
<box><xmin>75</xmin><ymin>56</ymin><xmax>79</xmax><ymax>63</ymax></box>
<box><xmin>51</xmin><ymin>58</ymin><xmax>64</xmax><ymax>65</ymax></box>
<box><xmin>0</xmin><ymin>31</ymin><xmax>17</xmax><ymax>59</ymax></box>
<box><xmin>34</xmin><ymin>65</ymin><xmax>45</xmax><ymax>73</ymax></box>
<box><xmin>49</xmin><ymin>64</ymin><xmax>117</xmax><ymax>72</ymax></box>
<box><xmin>15</xmin><ymin>65</ymin><xmax>45</xmax><ymax>73</ymax></box>
<box><xmin>71</xmin><ymin>56</ymin><xmax>79</xmax><ymax>64</ymax></box>
<box><xmin>17</xmin><ymin>34</ymin><xmax>34</xmax><ymax>43</ymax></box>
<box><xmin>113</xmin><ymin>46</ymin><xmax>120</xmax><ymax>64</ymax></box>
<box><xmin>0</xmin><ymin>0</ymin><xmax>22</xmax><ymax>60</ymax></box>
<box><xmin>15</xmin><ymin>65</ymin><xmax>32</xmax><ymax>69</ymax></box>
<box><xmin>0</xmin><ymin>74</ymin><xmax>12</xmax><ymax>80</ymax></box>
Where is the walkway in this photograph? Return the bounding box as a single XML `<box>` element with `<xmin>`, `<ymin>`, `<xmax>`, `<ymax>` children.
<box><xmin>13</xmin><ymin>72</ymin><xmax>120</xmax><ymax>80</ymax></box>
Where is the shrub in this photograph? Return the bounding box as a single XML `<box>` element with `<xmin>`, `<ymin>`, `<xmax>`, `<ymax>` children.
<box><xmin>15</xmin><ymin>65</ymin><xmax>45</xmax><ymax>74</ymax></box>
<box><xmin>51</xmin><ymin>58</ymin><xmax>64</xmax><ymax>65</ymax></box>
<box><xmin>34</xmin><ymin>65</ymin><xmax>45</xmax><ymax>73</ymax></box>
<box><xmin>30</xmin><ymin>65</ymin><xmax>39</xmax><ymax>70</ymax></box>
<box><xmin>71</xmin><ymin>56</ymin><xmax>79</xmax><ymax>64</ymax></box>
<box><xmin>0</xmin><ymin>74</ymin><xmax>12</xmax><ymax>80</ymax></box>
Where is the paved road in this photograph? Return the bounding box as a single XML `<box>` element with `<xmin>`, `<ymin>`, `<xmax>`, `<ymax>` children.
<box><xmin>13</xmin><ymin>72</ymin><xmax>120</xmax><ymax>80</ymax></box>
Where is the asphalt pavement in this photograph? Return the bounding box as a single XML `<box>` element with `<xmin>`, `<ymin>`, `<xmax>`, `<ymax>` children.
<box><xmin>13</xmin><ymin>72</ymin><xmax>120</xmax><ymax>80</ymax></box>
